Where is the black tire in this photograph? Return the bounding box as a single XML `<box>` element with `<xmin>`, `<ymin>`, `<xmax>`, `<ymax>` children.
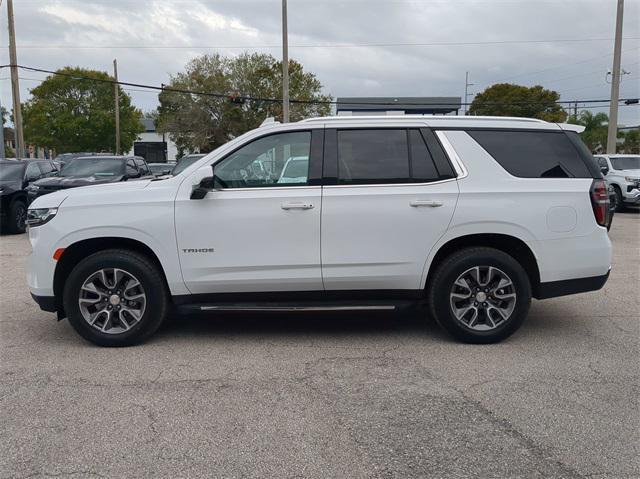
<box><xmin>63</xmin><ymin>249</ymin><xmax>169</xmax><ymax>347</ymax></box>
<box><xmin>612</xmin><ymin>186</ymin><xmax>625</xmax><ymax>213</ymax></box>
<box><xmin>5</xmin><ymin>200</ymin><xmax>27</xmax><ymax>234</ymax></box>
<box><xmin>428</xmin><ymin>247</ymin><xmax>531</xmax><ymax>344</ymax></box>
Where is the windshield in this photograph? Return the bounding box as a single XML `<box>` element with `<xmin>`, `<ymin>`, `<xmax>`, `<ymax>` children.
<box><xmin>611</xmin><ymin>156</ymin><xmax>640</xmax><ymax>170</ymax></box>
<box><xmin>0</xmin><ymin>163</ymin><xmax>25</xmax><ymax>181</ymax></box>
<box><xmin>60</xmin><ymin>158</ymin><xmax>124</xmax><ymax>177</ymax></box>
<box><xmin>172</xmin><ymin>156</ymin><xmax>202</xmax><ymax>175</ymax></box>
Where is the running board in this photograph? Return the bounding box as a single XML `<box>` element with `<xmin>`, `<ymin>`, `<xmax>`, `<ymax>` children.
<box><xmin>174</xmin><ymin>300</ymin><xmax>420</xmax><ymax>315</ymax></box>
<box><xmin>199</xmin><ymin>305</ymin><xmax>396</xmax><ymax>312</ymax></box>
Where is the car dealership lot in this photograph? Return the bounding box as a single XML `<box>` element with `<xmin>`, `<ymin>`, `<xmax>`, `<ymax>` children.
<box><xmin>0</xmin><ymin>213</ymin><xmax>638</xmax><ymax>478</ymax></box>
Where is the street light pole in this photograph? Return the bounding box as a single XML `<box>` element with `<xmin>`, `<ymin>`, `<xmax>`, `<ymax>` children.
<box><xmin>464</xmin><ymin>72</ymin><xmax>474</xmax><ymax>115</ymax></box>
<box><xmin>7</xmin><ymin>0</ymin><xmax>24</xmax><ymax>158</ymax></box>
<box><xmin>282</xmin><ymin>0</ymin><xmax>290</xmax><ymax>123</ymax></box>
<box><xmin>607</xmin><ymin>0</ymin><xmax>624</xmax><ymax>154</ymax></box>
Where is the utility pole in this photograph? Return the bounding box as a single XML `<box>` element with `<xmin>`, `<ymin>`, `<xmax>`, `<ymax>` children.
<box><xmin>281</xmin><ymin>0</ymin><xmax>289</xmax><ymax>123</ymax></box>
<box><xmin>464</xmin><ymin>71</ymin><xmax>474</xmax><ymax>115</ymax></box>
<box><xmin>0</xmin><ymin>94</ymin><xmax>5</xmax><ymax>159</ymax></box>
<box><xmin>607</xmin><ymin>0</ymin><xmax>624</xmax><ymax>154</ymax></box>
<box><xmin>7</xmin><ymin>0</ymin><xmax>24</xmax><ymax>158</ymax></box>
<box><xmin>113</xmin><ymin>59</ymin><xmax>121</xmax><ymax>155</ymax></box>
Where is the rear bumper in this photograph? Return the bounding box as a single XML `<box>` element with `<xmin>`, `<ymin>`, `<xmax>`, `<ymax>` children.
<box><xmin>30</xmin><ymin>293</ymin><xmax>57</xmax><ymax>312</ymax></box>
<box><xmin>534</xmin><ymin>270</ymin><xmax>610</xmax><ymax>300</ymax></box>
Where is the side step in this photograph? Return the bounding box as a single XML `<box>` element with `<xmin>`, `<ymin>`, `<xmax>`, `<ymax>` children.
<box><xmin>174</xmin><ymin>300</ymin><xmax>420</xmax><ymax>315</ymax></box>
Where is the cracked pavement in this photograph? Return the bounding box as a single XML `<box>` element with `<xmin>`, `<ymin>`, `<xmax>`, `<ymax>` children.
<box><xmin>1</xmin><ymin>211</ymin><xmax>638</xmax><ymax>478</ymax></box>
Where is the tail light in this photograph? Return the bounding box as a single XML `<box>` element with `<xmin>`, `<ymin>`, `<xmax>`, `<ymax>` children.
<box><xmin>590</xmin><ymin>179</ymin><xmax>610</xmax><ymax>227</ymax></box>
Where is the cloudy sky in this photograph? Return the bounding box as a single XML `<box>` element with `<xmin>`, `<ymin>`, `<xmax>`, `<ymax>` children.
<box><xmin>1</xmin><ymin>0</ymin><xmax>639</xmax><ymax>125</ymax></box>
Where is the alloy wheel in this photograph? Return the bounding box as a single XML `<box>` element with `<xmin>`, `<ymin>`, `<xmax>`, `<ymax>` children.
<box><xmin>78</xmin><ymin>268</ymin><xmax>147</xmax><ymax>334</ymax></box>
<box><xmin>449</xmin><ymin>266</ymin><xmax>517</xmax><ymax>331</ymax></box>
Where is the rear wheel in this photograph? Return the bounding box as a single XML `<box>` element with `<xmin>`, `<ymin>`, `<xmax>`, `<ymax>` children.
<box><xmin>428</xmin><ymin>247</ymin><xmax>531</xmax><ymax>344</ymax></box>
<box><xmin>63</xmin><ymin>249</ymin><xmax>168</xmax><ymax>346</ymax></box>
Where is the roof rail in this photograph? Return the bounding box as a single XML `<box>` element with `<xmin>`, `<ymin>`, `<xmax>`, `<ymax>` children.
<box><xmin>300</xmin><ymin>115</ymin><xmax>549</xmax><ymax>124</ymax></box>
<box><xmin>260</xmin><ymin>117</ymin><xmax>280</xmax><ymax>127</ymax></box>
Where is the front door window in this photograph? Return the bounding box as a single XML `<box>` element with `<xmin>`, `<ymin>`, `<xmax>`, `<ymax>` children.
<box><xmin>213</xmin><ymin>131</ymin><xmax>311</xmax><ymax>188</ymax></box>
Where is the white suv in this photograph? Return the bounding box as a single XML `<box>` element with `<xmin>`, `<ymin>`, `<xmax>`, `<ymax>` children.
<box><xmin>594</xmin><ymin>154</ymin><xmax>640</xmax><ymax>211</ymax></box>
<box><xmin>26</xmin><ymin>116</ymin><xmax>612</xmax><ymax>346</ymax></box>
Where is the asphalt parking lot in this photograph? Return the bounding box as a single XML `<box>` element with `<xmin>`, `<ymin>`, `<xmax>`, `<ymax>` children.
<box><xmin>0</xmin><ymin>212</ymin><xmax>638</xmax><ymax>479</ymax></box>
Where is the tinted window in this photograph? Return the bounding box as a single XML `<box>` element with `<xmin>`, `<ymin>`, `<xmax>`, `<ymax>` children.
<box><xmin>25</xmin><ymin>163</ymin><xmax>41</xmax><ymax>180</ymax></box>
<box><xmin>0</xmin><ymin>163</ymin><xmax>25</xmax><ymax>181</ymax></box>
<box><xmin>61</xmin><ymin>159</ymin><xmax>125</xmax><ymax>177</ymax></box>
<box><xmin>409</xmin><ymin>130</ymin><xmax>440</xmax><ymax>182</ymax></box>
<box><xmin>468</xmin><ymin>130</ymin><xmax>593</xmax><ymax>178</ymax></box>
<box><xmin>337</xmin><ymin>129</ymin><xmax>409</xmax><ymax>184</ymax></box>
<box><xmin>214</xmin><ymin>131</ymin><xmax>311</xmax><ymax>188</ymax></box>
<box><xmin>611</xmin><ymin>156</ymin><xmax>640</xmax><ymax>170</ymax></box>
<box><xmin>135</xmin><ymin>159</ymin><xmax>149</xmax><ymax>175</ymax></box>
<box><xmin>38</xmin><ymin>161</ymin><xmax>54</xmax><ymax>175</ymax></box>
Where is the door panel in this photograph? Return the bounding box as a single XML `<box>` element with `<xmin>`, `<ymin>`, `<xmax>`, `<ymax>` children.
<box><xmin>175</xmin><ymin>187</ymin><xmax>322</xmax><ymax>293</ymax></box>
<box><xmin>174</xmin><ymin>128</ymin><xmax>323</xmax><ymax>294</ymax></box>
<box><xmin>320</xmin><ymin>127</ymin><xmax>459</xmax><ymax>290</ymax></box>
<box><xmin>321</xmin><ymin>182</ymin><xmax>458</xmax><ymax>290</ymax></box>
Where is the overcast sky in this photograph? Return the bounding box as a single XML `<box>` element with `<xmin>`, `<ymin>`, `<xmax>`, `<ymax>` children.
<box><xmin>1</xmin><ymin>0</ymin><xmax>639</xmax><ymax>125</ymax></box>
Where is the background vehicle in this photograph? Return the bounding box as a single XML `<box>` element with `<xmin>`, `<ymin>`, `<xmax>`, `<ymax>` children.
<box><xmin>172</xmin><ymin>154</ymin><xmax>205</xmax><ymax>176</ymax></box>
<box><xmin>27</xmin><ymin>155</ymin><xmax>152</xmax><ymax>201</ymax></box>
<box><xmin>0</xmin><ymin>159</ymin><xmax>59</xmax><ymax>233</ymax></box>
<box><xmin>148</xmin><ymin>162</ymin><xmax>176</xmax><ymax>176</ymax></box>
<box><xmin>595</xmin><ymin>154</ymin><xmax>640</xmax><ymax>212</ymax></box>
<box><xmin>27</xmin><ymin>116</ymin><xmax>612</xmax><ymax>347</ymax></box>
<box><xmin>54</xmin><ymin>152</ymin><xmax>112</xmax><ymax>167</ymax></box>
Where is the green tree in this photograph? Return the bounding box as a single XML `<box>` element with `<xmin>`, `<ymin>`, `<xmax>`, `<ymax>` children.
<box><xmin>1</xmin><ymin>107</ymin><xmax>13</xmax><ymax>157</ymax></box>
<box><xmin>157</xmin><ymin>52</ymin><xmax>332</xmax><ymax>153</ymax></box>
<box><xmin>469</xmin><ymin>83</ymin><xmax>567</xmax><ymax>122</ymax></box>
<box><xmin>568</xmin><ymin>111</ymin><xmax>609</xmax><ymax>152</ymax></box>
<box><xmin>620</xmin><ymin>129</ymin><xmax>640</xmax><ymax>154</ymax></box>
<box><xmin>22</xmin><ymin>67</ymin><xmax>144</xmax><ymax>153</ymax></box>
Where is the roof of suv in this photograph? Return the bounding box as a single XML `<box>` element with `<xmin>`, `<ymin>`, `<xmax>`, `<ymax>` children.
<box><xmin>255</xmin><ymin>115</ymin><xmax>585</xmax><ymax>133</ymax></box>
<box><xmin>296</xmin><ymin>115</ymin><xmax>584</xmax><ymax>133</ymax></box>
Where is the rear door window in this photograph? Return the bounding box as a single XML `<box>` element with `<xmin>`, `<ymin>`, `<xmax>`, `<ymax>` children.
<box><xmin>337</xmin><ymin>129</ymin><xmax>410</xmax><ymax>184</ymax></box>
<box><xmin>468</xmin><ymin>130</ymin><xmax>594</xmax><ymax>178</ymax></box>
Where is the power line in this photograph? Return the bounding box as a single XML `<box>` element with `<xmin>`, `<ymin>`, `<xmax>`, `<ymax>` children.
<box><xmin>13</xmin><ymin>37</ymin><xmax>640</xmax><ymax>50</ymax></box>
<box><xmin>0</xmin><ymin>63</ymin><xmax>637</xmax><ymax>108</ymax></box>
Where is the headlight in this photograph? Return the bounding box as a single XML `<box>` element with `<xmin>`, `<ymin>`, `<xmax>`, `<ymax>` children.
<box><xmin>26</xmin><ymin>208</ymin><xmax>58</xmax><ymax>227</ymax></box>
<box><xmin>624</xmin><ymin>176</ymin><xmax>639</xmax><ymax>183</ymax></box>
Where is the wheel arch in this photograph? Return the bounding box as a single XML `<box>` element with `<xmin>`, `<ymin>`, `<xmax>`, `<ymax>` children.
<box><xmin>424</xmin><ymin>233</ymin><xmax>542</xmax><ymax>297</ymax></box>
<box><xmin>53</xmin><ymin>237</ymin><xmax>171</xmax><ymax>317</ymax></box>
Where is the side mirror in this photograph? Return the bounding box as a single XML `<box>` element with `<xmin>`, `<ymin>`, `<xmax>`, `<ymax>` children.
<box><xmin>191</xmin><ymin>176</ymin><xmax>215</xmax><ymax>199</ymax></box>
<box><xmin>600</xmin><ymin>166</ymin><xmax>609</xmax><ymax>176</ymax></box>
<box><xmin>190</xmin><ymin>165</ymin><xmax>216</xmax><ymax>200</ymax></box>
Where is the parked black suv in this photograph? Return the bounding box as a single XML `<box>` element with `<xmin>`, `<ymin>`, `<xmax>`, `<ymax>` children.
<box><xmin>0</xmin><ymin>159</ymin><xmax>60</xmax><ymax>233</ymax></box>
<box><xmin>27</xmin><ymin>155</ymin><xmax>152</xmax><ymax>202</ymax></box>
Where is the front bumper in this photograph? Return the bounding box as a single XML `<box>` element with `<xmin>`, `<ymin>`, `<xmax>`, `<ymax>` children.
<box><xmin>30</xmin><ymin>293</ymin><xmax>57</xmax><ymax>312</ymax></box>
<box><xmin>622</xmin><ymin>189</ymin><xmax>640</xmax><ymax>205</ymax></box>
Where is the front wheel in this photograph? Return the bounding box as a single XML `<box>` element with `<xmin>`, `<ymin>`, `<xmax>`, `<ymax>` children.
<box><xmin>5</xmin><ymin>200</ymin><xmax>27</xmax><ymax>234</ymax></box>
<box><xmin>428</xmin><ymin>247</ymin><xmax>531</xmax><ymax>344</ymax></box>
<box><xmin>63</xmin><ymin>249</ymin><xmax>169</xmax><ymax>346</ymax></box>
<box><xmin>612</xmin><ymin>186</ymin><xmax>625</xmax><ymax>213</ymax></box>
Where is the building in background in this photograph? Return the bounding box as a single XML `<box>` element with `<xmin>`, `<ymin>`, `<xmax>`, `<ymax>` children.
<box><xmin>127</xmin><ymin>118</ymin><xmax>177</xmax><ymax>163</ymax></box>
<box><xmin>336</xmin><ymin>97</ymin><xmax>462</xmax><ymax>116</ymax></box>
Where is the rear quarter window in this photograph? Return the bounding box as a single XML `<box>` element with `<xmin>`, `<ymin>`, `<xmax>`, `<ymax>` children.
<box><xmin>467</xmin><ymin>130</ymin><xmax>595</xmax><ymax>179</ymax></box>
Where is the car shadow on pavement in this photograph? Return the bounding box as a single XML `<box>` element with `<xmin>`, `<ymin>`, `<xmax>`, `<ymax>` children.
<box><xmin>157</xmin><ymin>308</ymin><xmax>449</xmax><ymax>342</ymax></box>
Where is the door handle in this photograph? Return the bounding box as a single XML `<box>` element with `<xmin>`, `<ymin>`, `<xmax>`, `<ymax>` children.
<box><xmin>281</xmin><ymin>202</ymin><xmax>314</xmax><ymax>210</ymax></box>
<box><xmin>410</xmin><ymin>200</ymin><xmax>443</xmax><ymax>207</ymax></box>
